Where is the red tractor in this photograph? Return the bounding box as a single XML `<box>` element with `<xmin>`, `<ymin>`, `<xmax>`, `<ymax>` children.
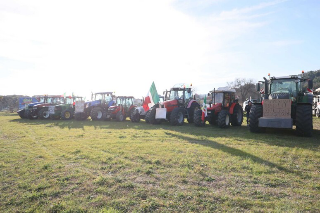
<box><xmin>194</xmin><ymin>88</ymin><xmax>243</xmax><ymax>128</ymax></box>
<box><xmin>105</xmin><ymin>96</ymin><xmax>136</xmax><ymax>121</ymax></box>
<box><xmin>148</xmin><ymin>83</ymin><xmax>200</xmax><ymax>126</ymax></box>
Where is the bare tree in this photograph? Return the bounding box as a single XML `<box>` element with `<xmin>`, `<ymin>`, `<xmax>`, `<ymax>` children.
<box><xmin>227</xmin><ymin>78</ymin><xmax>258</xmax><ymax>103</ymax></box>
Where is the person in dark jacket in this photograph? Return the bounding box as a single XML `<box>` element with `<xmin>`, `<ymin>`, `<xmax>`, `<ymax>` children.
<box><xmin>245</xmin><ymin>101</ymin><xmax>252</xmax><ymax>124</ymax></box>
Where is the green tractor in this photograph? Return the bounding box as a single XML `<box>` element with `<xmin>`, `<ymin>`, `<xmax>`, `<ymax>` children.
<box><xmin>49</xmin><ymin>96</ymin><xmax>83</xmax><ymax>120</ymax></box>
<box><xmin>249</xmin><ymin>72</ymin><xmax>313</xmax><ymax>136</ymax></box>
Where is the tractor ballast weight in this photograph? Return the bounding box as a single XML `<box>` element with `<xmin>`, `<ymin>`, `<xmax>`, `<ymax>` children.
<box><xmin>106</xmin><ymin>96</ymin><xmax>136</xmax><ymax>121</ymax></box>
<box><xmin>249</xmin><ymin>72</ymin><xmax>313</xmax><ymax>136</ymax></box>
<box><xmin>148</xmin><ymin>84</ymin><xmax>200</xmax><ymax>126</ymax></box>
<box><xmin>194</xmin><ymin>87</ymin><xmax>243</xmax><ymax>128</ymax></box>
<box><xmin>74</xmin><ymin>92</ymin><xmax>115</xmax><ymax>121</ymax></box>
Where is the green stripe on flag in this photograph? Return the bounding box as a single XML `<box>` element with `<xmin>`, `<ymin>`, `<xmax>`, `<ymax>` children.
<box><xmin>150</xmin><ymin>82</ymin><xmax>160</xmax><ymax>104</ymax></box>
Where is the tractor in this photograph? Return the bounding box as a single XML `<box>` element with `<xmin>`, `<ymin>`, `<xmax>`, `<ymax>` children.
<box><xmin>148</xmin><ymin>83</ymin><xmax>200</xmax><ymax>126</ymax></box>
<box><xmin>27</xmin><ymin>95</ymin><xmax>65</xmax><ymax>120</ymax></box>
<box><xmin>17</xmin><ymin>96</ymin><xmax>43</xmax><ymax>119</ymax></box>
<box><xmin>74</xmin><ymin>92</ymin><xmax>114</xmax><ymax>121</ymax></box>
<box><xmin>130</xmin><ymin>95</ymin><xmax>164</xmax><ymax>123</ymax></box>
<box><xmin>194</xmin><ymin>88</ymin><xmax>243</xmax><ymax>128</ymax></box>
<box><xmin>105</xmin><ymin>96</ymin><xmax>136</xmax><ymax>121</ymax></box>
<box><xmin>249</xmin><ymin>72</ymin><xmax>313</xmax><ymax>136</ymax></box>
<box><xmin>49</xmin><ymin>96</ymin><xmax>83</xmax><ymax>120</ymax></box>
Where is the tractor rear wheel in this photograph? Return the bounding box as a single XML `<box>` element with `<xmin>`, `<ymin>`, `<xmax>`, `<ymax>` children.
<box><xmin>27</xmin><ymin>110</ymin><xmax>37</xmax><ymax>120</ymax></box>
<box><xmin>145</xmin><ymin>110</ymin><xmax>151</xmax><ymax>123</ymax></box>
<box><xmin>91</xmin><ymin>107</ymin><xmax>103</xmax><ymax>121</ymax></box>
<box><xmin>18</xmin><ymin>109</ymin><xmax>26</xmax><ymax>119</ymax></box>
<box><xmin>231</xmin><ymin>104</ymin><xmax>243</xmax><ymax>126</ymax></box>
<box><xmin>130</xmin><ymin>108</ymin><xmax>140</xmax><ymax>122</ymax></box>
<box><xmin>296</xmin><ymin>104</ymin><xmax>313</xmax><ymax>137</ymax></box>
<box><xmin>116</xmin><ymin>111</ymin><xmax>125</xmax><ymax>122</ymax></box>
<box><xmin>38</xmin><ymin>108</ymin><xmax>50</xmax><ymax>120</ymax></box>
<box><xmin>194</xmin><ymin>109</ymin><xmax>205</xmax><ymax>127</ymax></box>
<box><xmin>149</xmin><ymin>108</ymin><xmax>162</xmax><ymax>124</ymax></box>
<box><xmin>187</xmin><ymin>102</ymin><xmax>200</xmax><ymax>123</ymax></box>
<box><xmin>249</xmin><ymin>105</ymin><xmax>264</xmax><ymax>133</ymax></box>
<box><xmin>170</xmin><ymin>107</ymin><xmax>185</xmax><ymax>126</ymax></box>
<box><xmin>61</xmin><ymin>109</ymin><xmax>73</xmax><ymax>120</ymax></box>
<box><xmin>217</xmin><ymin>110</ymin><xmax>230</xmax><ymax>128</ymax></box>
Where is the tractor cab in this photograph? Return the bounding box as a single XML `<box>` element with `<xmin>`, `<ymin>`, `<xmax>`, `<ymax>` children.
<box><xmin>106</xmin><ymin>96</ymin><xmax>136</xmax><ymax>121</ymax></box>
<box><xmin>250</xmin><ymin>72</ymin><xmax>314</xmax><ymax>136</ymax></box>
<box><xmin>208</xmin><ymin>87</ymin><xmax>236</xmax><ymax>109</ymax></box>
<box><xmin>89</xmin><ymin>92</ymin><xmax>115</xmax><ymax>108</ymax></box>
<box><xmin>164</xmin><ymin>83</ymin><xmax>193</xmax><ymax>107</ymax></box>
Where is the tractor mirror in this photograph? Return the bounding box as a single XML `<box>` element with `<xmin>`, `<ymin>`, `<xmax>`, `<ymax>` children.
<box><xmin>207</xmin><ymin>93</ymin><xmax>210</xmax><ymax>96</ymax></box>
<box><xmin>163</xmin><ymin>91</ymin><xmax>165</xmax><ymax>95</ymax></box>
<box><xmin>256</xmin><ymin>83</ymin><xmax>260</xmax><ymax>92</ymax></box>
<box><xmin>187</xmin><ymin>88</ymin><xmax>191</xmax><ymax>93</ymax></box>
<box><xmin>308</xmin><ymin>79</ymin><xmax>313</xmax><ymax>90</ymax></box>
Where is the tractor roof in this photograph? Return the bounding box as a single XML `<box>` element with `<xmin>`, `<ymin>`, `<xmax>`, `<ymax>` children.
<box><xmin>95</xmin><ymin>92</ymin><xmax>114</xmax><ymax>95</ymax></box>
<box><xmin>116</xmin><ymin>96</ymin><xmax>134</xmax><ymax>98</ymax></box>
<box><xmin>210</xmin><ymin>87</ymin><xmax>236</xmax><ymax>93</ymax></box>
<box><xmin>270</xmin><ymin>75</ymin><xmax>301</xmax><ymax>80</ymax></box>
<box><xmin>171</xmin><ymin>83</ymin><xmax>192</xmax><ymax>90</ymax></box>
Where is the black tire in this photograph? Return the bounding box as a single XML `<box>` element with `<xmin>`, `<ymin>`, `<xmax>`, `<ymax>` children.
<box><xmin>91</xmin><ymin>107</ymin><xmax>104</xmax><ymax>121</ymax></box>
<box><xmin>38</xmin><ymin>108</ymin><xmax>50</xmax><ymax>120</ymax></box>
<box><xmin>75</xmin><ymin>112</ymin><xmax>87</xmax><ymax>121</ymax></box>
<box><xmin>17</xmin><ymin>109</ymin><xmax>26</xmax><ymax>119</ymax></box>
<box><xmin>170</xmin><ymin>107</ymin><xmax>185</xmax><ymax>126</ymax></box>
<box><xmin>116</xmin><ymin>111</ymin><xmax>125</xmax><ymax>122</ymax></box>
<box><xmin>217</xmin><ymin>110</ymin><xmax>230</xmax><ymax>128</ymax></box>
<box><xmin>149</xmin><ymin>108</ymin><xmax>162</xmax><ymax>124</ymax></box>
<box><xmin>296</xmin><ymin>104</ymin><xmax>313</xmax><ymax>137</ymax></box>
<box><xmin>130</xmin><ymin>108</ymin><xmax>140</xmax><ymax>122</ymax></box>
<box><xmin>231</xmin><ymin>104</ymin><xmax>243</xmax><ymax>126</ymax></box>
<box><xmin>27</xmin><ymin>110</ymin><xmax>37</xmax><ymax>120</ymax></box>
<box><xmin>145</xmin><ymin>110</ymin><xmax>151</xmax><ymax>123</ymax></box>
<box><xmin>249</xmin><ymin>105</ymin><xmax>264</xmax><ymax>133</ymax></box>
<box><xmin>187</xmin><ymin>102</ymin><xmax>200</xmax><ymax>123</ymax></box>
<box><xmin>316</xmin><ymin>108</ymin><xmax>320</xmax><ymax>118</ymax></box>
<box><xmin>61</xmin><ymin>109</ymin><xmax>73</xmax><ymax>120</ymax></box>
<box><xmin>194</xmin><ymin>109</ymin><xmax>205</xmax><ymax>127</ymax></box>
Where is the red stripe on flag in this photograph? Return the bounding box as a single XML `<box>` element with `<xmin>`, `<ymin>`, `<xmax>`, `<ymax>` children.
<box><xmin>143</xmin><ymin>96</ymin><xmax>151</xmax><ymax>111</ymax></box>
<box><xmin>201</xmin><ymin>111</ymin><xmax>205</xmax><ymax>121</ymax></box>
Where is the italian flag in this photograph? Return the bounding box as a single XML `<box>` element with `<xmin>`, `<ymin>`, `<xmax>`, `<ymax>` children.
<box><xmin>201</xmin><ymin>95</ymin><xmax>207</xmax><ymax>121</ymax></box>
<box><xmin>143</xmin><ymin>82</ymin><xmax>160</xmax><ymax>111</ymax></box>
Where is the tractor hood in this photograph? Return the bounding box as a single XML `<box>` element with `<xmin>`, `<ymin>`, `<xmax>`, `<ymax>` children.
<box><xmin>86</xmin><ymin>100</ymin><xmax>101</xmax><ymax>108</ymax></box>
<box><xmin>27</xmin><ymin>102</ymin><xmax>42</xmax><ymax>108</ymax></box>
<box><xmin>108</xmin><ymin>106</ymin><xmax>117</xmax><ymax>111</ymax></box>
<box><xmin>163</xmin><ymin>99</ymin><xmax>178</xmax><ymax>108</ymax></box>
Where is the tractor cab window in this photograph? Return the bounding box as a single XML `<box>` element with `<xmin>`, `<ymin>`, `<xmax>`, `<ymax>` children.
<box><xmin>125</xmin><ymin>98</ymin><xmax>133</xmax><ymax>107</ymax></box>
<box><xmin>214</xmin><ymin>93</ymin><xmax>223</xmax><ymax>104</ymax></box>
<box><xmin>39</xmin><ymin>97</ymin><xmax>45</xmax><ymax>102</ymax></box>
<box><xmin>95</xmin><ymin>94</ymin><xmax>104</xmax><ymax>101</ymax></box>
<box><xmin>185</xmin><ymin>90</ymin><xmax>192</xmax><ymax>99</ymax></box>
<box><xmin>170</xmin><ymin>90</ymin><xmax>184</xmax><ymax>100</ymax></box>
<box><xmin>116</xmin><ymin>98</ymin><xmax>123</xmax><ymax>106</ymax></box>
<box><xmin>66</xmin><ymin>98</ymin><xmax>73</xmax><ymax>104</ymax></box>
<box><xmin>105</xmin><ymin>94</ymin><xmax>112</xmax><ymax>102</ymax></box>
<box><xmin>47</xmin><ymin>98</ymin><xmax>53</xmax><ymax>104</ymax></box>
<box><xmin>271</xmin><ymin>79</ymin><xmax>297</xmax><ymax>96</ymax></box>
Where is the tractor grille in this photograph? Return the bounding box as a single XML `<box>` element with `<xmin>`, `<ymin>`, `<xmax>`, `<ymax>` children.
<box><xmin>270</xmin><ymin>93</ymin><xmax>290</xmax><ymax>99</ymax></box>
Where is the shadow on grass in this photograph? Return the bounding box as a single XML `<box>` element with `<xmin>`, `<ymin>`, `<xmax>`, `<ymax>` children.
<box><xmin>165</xmin><ymin>132</ymin><xmax>304</xmax><ymax>177</ymax></box>
<box><xmin>10</xmin><ymin>118</ymin><xmax>320</xmax><ymax>150</ymax></box>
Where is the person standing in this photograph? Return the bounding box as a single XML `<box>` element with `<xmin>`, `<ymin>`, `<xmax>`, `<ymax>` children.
<box><xmin>245</xmin><ymin>101</ymin><xmax>252</xmax><ymax>125</ymax></box>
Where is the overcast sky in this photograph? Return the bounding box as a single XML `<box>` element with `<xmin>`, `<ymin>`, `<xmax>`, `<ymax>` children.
<box><xmin>0</xmin><ymin>0</ymin><xmax>319</xmax><ymax>99</ymax></box>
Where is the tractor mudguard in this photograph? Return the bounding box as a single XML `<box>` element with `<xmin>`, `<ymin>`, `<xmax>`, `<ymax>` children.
<box><xmin>187</xmin><ymin>100</ymin><xmax>197</xmax><ymax>108</ymax></box>
<box><xmin>229</xmin><ymin>103</ymin><xmax>237</xmax><ymax>115</ymax></box>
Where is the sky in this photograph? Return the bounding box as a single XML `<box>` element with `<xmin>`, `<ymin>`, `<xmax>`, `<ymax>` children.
<box><xmin>0</xmin><ymin>0</ymin><xmax>319</xmax><ymax>99</ymax></box>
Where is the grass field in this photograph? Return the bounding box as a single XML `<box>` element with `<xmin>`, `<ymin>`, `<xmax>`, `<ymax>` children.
<box><xmin>0</xmin><ymin>112</ymin><xmax>320</xmax><ymax>212</ymax></box>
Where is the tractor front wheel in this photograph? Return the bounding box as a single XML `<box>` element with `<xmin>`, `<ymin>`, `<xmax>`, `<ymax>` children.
<box><xmin>18</xmin><ymin>109</ymin><xmax>26</xmax><ymax>119</ymax></box>
<box><xmin>194</xmin><ymin>109</ymin><xmax>205</xmax><ymax>127</ymax></box>
<box><xmin>217</xmin><ymin>110</ymin><xmax>230</xmax><ymax>128</ymax></box>
<box><xmin>38</xmin><ymin>108</ymin><xmax>50</xmax><ymax>120</ymax></box>
<box><xmin>249</xmin><ymin>105</ymin><xmax>264</xmax><ymax>133</ymax></box>
<box><xmin>116</xmin><ymin>111</ymin><xmax>125</xmax><ymax>122</ymax></box>
<box><xmin>170</xmin><ymin>107</ymin><xmax>185</xmax><ymax>126</ymax></box>
<box><xmin>145</xmin><ymin>110</ymin><xmax>151</xmax><ymax>123</ymax></box>
<box><xmin>130</xmin><ymin>108</ymin><xmax>140</xmax><ymax>122</ymax></box>
<box><xmin>61</xmin><ymin>109</ymin><xmax>73</xmax><ymax>120</ymax></box>
<box><xmin>149</xmin><ymin>108</ymin><xmax>162</xmax><ymax>124</ymax></box>
<box><xmin>296</xmin><ymin>104</ymin><xmax>313</xmax><ymax>137</ymax></box>
<box><xmin>91</xmin><ymin>107</ymin><xmax>104</xmax><ymax>121</ymax></box>
<box><xmin>187</xmin><ymin>102</ymin><xmax>200</xmax><ymax>123</ymax></box>
<box><xmin>231</xmin><ymin>104</ymin><xmax>243</xmax><ymax>126</ymax></box>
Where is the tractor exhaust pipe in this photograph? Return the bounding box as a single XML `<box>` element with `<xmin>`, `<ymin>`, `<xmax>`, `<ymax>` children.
<box><xmin>263</xmin><ymin>77</ymin><xmax>269</xmax><ymax>99</ymax></box>
<box><xmin>214</xmin><ymin>88</ymin><xmax>215</xmax><ymax>105</ymax></box>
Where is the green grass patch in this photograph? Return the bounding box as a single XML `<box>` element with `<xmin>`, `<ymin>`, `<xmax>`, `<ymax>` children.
<box><xmin>0</xmin><ymin>112</ymin><xmax>320</xmax><ymax>212</ymax></box>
